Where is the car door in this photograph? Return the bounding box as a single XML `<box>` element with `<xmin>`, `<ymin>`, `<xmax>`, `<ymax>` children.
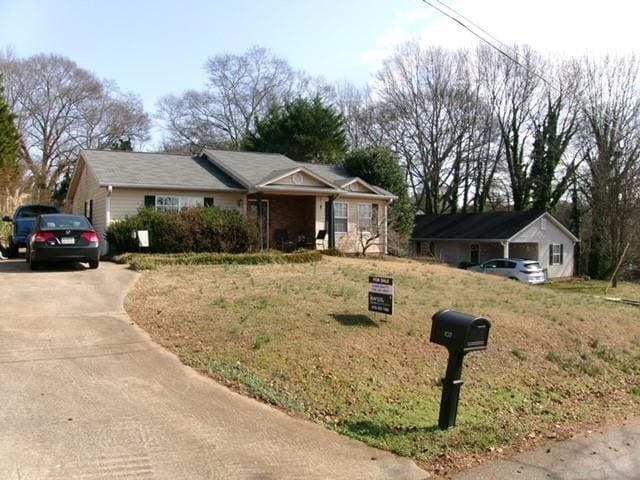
<box><xmin>502</xmin><ymin>260</ymin><xmax>518</xmax><ymax>278</ymax></box>
<box><xmin>482</xmin><ymin>260</ymin><xmax>501</xmax><ymax>276</ymax></box>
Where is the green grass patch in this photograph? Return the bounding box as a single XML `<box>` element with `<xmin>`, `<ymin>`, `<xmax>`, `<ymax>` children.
<box><xmin>115</xmin><ymin>250</ymin><xmax>323</xmax><ymax>270</ymax></box>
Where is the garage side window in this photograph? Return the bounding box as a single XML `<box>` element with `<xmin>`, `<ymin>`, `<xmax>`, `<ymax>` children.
<box><xmin>334</xmin><ymin>203</ymin><xmax>348</xmax><ymax>233</ymax></box>
<box><xmin>549</xmin><ymin>243</ymin><xmax>564</xmax><ymax>265</ymax></box>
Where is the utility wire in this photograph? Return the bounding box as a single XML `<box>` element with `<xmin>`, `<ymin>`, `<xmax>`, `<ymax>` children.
<box><xmin>419</xmin><ymin>0</ymin><xmax>559</xmax><ymax>92</ymax></box>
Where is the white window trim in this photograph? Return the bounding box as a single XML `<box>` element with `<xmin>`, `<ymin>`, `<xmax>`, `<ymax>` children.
<box><xmin>550</xmin><ymin>243</ymin><xmax>563</xmax><ymax>265</ymax></box>
<box><xmin>334</xmin><ymin>202</ymin><xmax>348</xmax><ymax>234</ymax></box>
<box><xmin>155</xmin><ymin>196</ymin><xmax>204</xmax><ymax>212</ymax></box>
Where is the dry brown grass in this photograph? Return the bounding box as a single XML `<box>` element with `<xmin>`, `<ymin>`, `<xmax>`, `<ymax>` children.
<box><xmin>125</xmin><ymin>256</ymin><xmax>640</xmax><ymax>474</ymax></box>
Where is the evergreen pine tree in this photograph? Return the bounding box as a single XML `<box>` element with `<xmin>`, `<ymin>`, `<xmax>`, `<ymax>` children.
<box><xmin>0</xmin><ymin>74</ymin><xmax>21</xmax><ymax>198</ymax></box>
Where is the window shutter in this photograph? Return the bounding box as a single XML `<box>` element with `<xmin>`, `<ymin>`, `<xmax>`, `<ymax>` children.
<box><xmin>89</xmin><ymin>199</ymin><xmax>93</xmax><ymax>224</ymax></box>
<box><xmin>144</xmin><ymin>195</ymin><xmax>156</xmax><ymax>208</ymax></box>
<box><xmin>549</xmin><ymin>245</ymin><xmax>553</xmax><ymax>265</ymax></box>
<box><xmin>204</xmin><ymin>197</ymin><xmax>214</xmax><ymax>207</ymax></box>
<box><xmin>560</xmin><ymin>244</ymin><xmax>564</xmax><ymax>264</ymax></box>
<box><xmin>84</xmin><ymin>201</ymin><xmax>88</xmax><ymax>217</ymax></box>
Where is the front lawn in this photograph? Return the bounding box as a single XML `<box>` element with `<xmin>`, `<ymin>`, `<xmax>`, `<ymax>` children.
<box><xmin>124</xmin><ymin>256</ymin><xmax>640</xmax><ymax>473</ymax></box>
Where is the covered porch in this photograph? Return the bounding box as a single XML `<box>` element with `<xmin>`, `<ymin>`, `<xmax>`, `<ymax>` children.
<box><xmin>417</xmin><ymin>239</ymin><xmax>539</xmax><ymax>266</ymax></box>
<box><xmin>247</xmin><ymin>193</ymin><xmax>331</xmax><ymax>251</ymax></box>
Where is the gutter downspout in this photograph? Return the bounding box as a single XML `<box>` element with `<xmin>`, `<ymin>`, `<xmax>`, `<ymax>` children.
<box><xmin>106</xmin><ymin>185</ymin><xmax>112</xmax><ymax>226</ymax></box>
<box><xmin>328</xmin><ymin>195</ymin><xmax>336</xmax><ymax>249</ymax></box>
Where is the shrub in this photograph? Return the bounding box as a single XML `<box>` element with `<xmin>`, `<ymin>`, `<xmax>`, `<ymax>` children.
<box><xmin>117</xmin><ymin>250</ymin><xmax>323</xmax><ymax>270</ymax></box>
<box><xmin>106</xmin><ymin>207</ymin><xmax>260</xmax><ymax>254</ymax></box>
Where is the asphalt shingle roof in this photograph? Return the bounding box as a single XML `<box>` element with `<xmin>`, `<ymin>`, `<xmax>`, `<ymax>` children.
<box><xmin>202</xmin><ymin>150</ymin><xmax>305</xmax><ymax>187</ymax></box>
<box><xmin>81</xmin><ymin>150</ymin><xmax>243</xmax><ymax>190</ymax></box>
<box><xmin>78</xmin><ymin>149</ymin><xmax>395</xmax><ymax>198</ymax></box>
<box><xmin>412</xmin><ymin>211</ymin><xmax>545</xmax><ymax>240</ymax></box>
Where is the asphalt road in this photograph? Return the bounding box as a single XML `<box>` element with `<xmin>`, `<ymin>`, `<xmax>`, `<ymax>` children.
<box><xmin>453</xmin><ymin>422</ymin><xmax>640</xmax><ymax>480</ymax></box>
<box><xmin>0</xmin><ymin>259</ymin><xmax>428</xmax><ymax>480</ymax></box>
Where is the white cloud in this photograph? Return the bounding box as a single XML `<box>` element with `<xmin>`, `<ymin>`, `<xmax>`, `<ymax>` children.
<box><xmin>363</xmin><ymin>0</ymin><xmax>640</xmax><ymax>73</ymax></box>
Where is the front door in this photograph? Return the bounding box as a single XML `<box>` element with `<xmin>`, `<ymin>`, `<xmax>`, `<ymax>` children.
<box><xmin>248</xmin><ymin>199</ymin><xmax>269</xmax><ymax>250</ymax></box>
<box><xmin>470</xmin><ymin>243</ymin><xmax>479</xmax><ymax>264</ymax></box>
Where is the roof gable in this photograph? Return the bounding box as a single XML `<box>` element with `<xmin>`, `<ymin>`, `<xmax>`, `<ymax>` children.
<box><xmin>258</xmin><ymin>167</ymin><xmax>339</xmax><ymax>189</ymax></box>
<box><xmin>412</xmin><ymin>211</ymin><xmax>562</xmax><ymax>240</ymax></box>
<box><xmin>340</xmin><ymin>178</ymin><xmax>378</xmax><ymax>194</ymax></box>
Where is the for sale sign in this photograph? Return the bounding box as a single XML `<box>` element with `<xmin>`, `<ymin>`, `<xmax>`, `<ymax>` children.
<box><xmin>368</xmin><ymin>276</ymin><xmax>394</xmax><ymax>315</ymax></box>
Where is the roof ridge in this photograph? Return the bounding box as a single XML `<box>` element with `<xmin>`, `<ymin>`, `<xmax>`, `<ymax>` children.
<box><xmin>81</xmin><ymin>149</ymin><xmax>194</xmax><ymax>157</ymax></box>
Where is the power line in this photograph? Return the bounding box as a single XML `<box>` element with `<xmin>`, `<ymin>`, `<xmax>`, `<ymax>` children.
<box><xmin>419</xmin><ymin>0</ymin><xmax>559</xmax><ymax>93</ymax></box>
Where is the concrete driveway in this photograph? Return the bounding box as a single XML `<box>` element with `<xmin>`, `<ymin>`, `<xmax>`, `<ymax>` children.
<box><xmin>0</xmin><ymin>259</ymin><xmax>427</xmax><ymax>480</ymax></box>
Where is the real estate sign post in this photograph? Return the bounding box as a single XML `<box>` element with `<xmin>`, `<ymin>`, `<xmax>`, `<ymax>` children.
<box><xmin>368</xmin><ymin>276</ymin><xmax>394</xmax><ymax>315</ymax></box>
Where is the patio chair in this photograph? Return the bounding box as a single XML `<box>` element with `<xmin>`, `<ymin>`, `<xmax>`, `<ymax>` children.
<box><xmin>274</xmin><ymin>229</ymin><xmax>294</xmax><ymax>252</ymax></box>
<box><xmin>315</xmin><ymin>229</ymin><xmax>327</xmax><ymax>250</ymax></box>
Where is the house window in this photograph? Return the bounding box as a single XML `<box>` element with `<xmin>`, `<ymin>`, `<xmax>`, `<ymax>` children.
<box><xmin>155</xmin><ymin>196</ymin><xmax>204</xmax><ymax>212</ymax></box>
<box><xmin>358</xmin><ymin>204</ymin><xmax>372</xmax><ymax>232</ymax></box>
<box><xmin>550</xmin><ymin>243</ymin><xmax>563</xmax><ymax>265</ymax></box>
<box><xmin>357</xmin><ymin>203</ymin><xmax>379</xmax><ymax>234</ymax></box>
<box><xmin>334</xmin><ymin>202</ymin><xmax>348</xmax><ymax>233</ymax></box>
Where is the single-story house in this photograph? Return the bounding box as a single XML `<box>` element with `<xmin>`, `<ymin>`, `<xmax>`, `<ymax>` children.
<box><xmin>412</xmin><ymin>211</ymin><xmax>578</xmax><ymax>278</ymax></box>
<box><xmin>67</xmin><ymin>149</ymin><xmax>396</xmax><ymax>255</ymax></box>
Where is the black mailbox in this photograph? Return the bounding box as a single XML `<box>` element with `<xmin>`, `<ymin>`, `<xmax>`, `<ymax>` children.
<box><xmin>430</xmin><ymin>308</ymin><xmax>491</xmax><ymax>430</ymax></box>
<box><xmin>430</xmin><ymin>309</ymin><xmax>490</xmax><ymax>353</ymax></box>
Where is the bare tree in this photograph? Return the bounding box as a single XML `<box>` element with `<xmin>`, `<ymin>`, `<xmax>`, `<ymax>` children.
<box><xmin>158</xmin><ymin>46</ymin><xmax>302</xmax><ymax>151</ymax></box>
<box><xmin>578</xmin><ymin>55</ymin><xmax>640</xmax><ymax>279</ymax></box>
<box><xmin>376</xmin><ymin>43</ymin><xmax>473</xmax><ymax>214</ymax></box>
<box><xmin>0</xmin><ymin>53</ymin><xmax>150</xmax><ymax>202</ymax></box>
<box><xmin>478</xmin><ymin>45</ymin><xmax>541</xmax><ymax>211</ymax></box>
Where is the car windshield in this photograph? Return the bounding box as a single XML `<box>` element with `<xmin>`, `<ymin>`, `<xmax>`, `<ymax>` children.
<box><xmin>523</xmin><ymin>262</ymin><xmax>541</xmax><ymax>270</ymax></box>
<box><xmin>40</xmin><ymin>215</ymin><xmax>91</xmax><ymax>230</ymax></box>
<box><xmin>16</xmin><ymin>206</ymin><xmax>59</xmax><ymax>218</ymax></box>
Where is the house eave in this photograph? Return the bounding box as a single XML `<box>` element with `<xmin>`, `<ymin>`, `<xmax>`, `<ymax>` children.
<box><xmin>412</xmin><ymin>237</ymin><xmax>509</xmax><ymax>243</ymax></box>
<box><xmin>253</xmin><ymin>185</ymin><xmax>342</xmax><ymax>196</ymax></box>
<box><xmin>98</xmin><ymin>182</ymin><xmax>247</xmax><ymax>193</ymax></box>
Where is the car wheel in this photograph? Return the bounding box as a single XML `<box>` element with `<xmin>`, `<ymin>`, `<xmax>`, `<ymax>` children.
<box><xmin>30</xmin><ymin>260</ymin><xmax>40</xmax><ymax>271</ymax></box>
<box><xmin>7</xmin><ymin>238</ymin><xmax>19</xmax><ymax>259</ymax></box>
<box><xmin>88</xmin><ymin>259</ymin><xmax>99</xmax><ymax>269</ymax></box>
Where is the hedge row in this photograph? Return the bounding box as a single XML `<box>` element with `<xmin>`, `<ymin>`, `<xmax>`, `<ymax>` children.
<box><xmin>106</xmin><ymin>207</ymin><xmax>260</xmax><ymax>254</ymax></box>
<box><xmin>116</xmin><ymin>250</ymin><xmax>323</xmax><ymax>270</ymax></box>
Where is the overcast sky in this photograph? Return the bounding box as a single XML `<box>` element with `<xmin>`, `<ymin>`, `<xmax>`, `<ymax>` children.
<box><xmin>1</xmin><ymin>0</ymin><xmax>637</xmax><ymax>147</ymax></box>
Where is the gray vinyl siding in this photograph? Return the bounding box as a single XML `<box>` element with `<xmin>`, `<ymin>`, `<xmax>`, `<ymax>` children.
<box><xmin>511</xmin><ymin>218</ymin><xmax>574</xmax><ymax>278</ymax></box>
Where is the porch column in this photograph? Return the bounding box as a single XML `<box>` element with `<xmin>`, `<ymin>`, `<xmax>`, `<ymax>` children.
<box><xmin>256</xmin><ymin>192</ymin><xmax>264</xmax><ymax>250</ymax></box>
<box><xmin>328</xmin><ymin>196</ymin><xmax>336</xmax><ymax>249</ymax></box>
<box><xmin>502</xmin><ymin>240</ymin><xmax>510</xmax><ymax>258</ymax></box>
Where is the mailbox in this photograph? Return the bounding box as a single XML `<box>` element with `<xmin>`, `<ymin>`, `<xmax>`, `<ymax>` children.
<box><xmin>430</xmin><ymin>308</ymin><xmax>491</xmax><ymax>429</ymax></box>
<box><xmin>430</xmin><ymin>308</ymin><xmax>490</xmax><ymax>353</ymax></box>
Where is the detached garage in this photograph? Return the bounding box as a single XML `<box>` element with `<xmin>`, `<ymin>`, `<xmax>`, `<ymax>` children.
<box><xmin>412</xmin><ymin>211</ymin><xmax>578</xmax><ymax>279</ymax></box>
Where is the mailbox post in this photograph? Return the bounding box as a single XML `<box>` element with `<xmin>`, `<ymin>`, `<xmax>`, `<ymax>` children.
<box><xmin>430</xmin><ymin>309</ymin><xmax>491</xmax><ymax>430</ymax></box>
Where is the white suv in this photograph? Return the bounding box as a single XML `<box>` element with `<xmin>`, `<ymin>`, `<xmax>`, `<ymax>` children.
<box><xmin>469</xmin><ymin>258</ymin><xmax>546</xmax><ymax>284</ymax></box>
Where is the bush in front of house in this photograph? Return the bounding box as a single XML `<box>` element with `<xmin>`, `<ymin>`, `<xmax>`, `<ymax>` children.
<box><xmin>106</xmin><ymin>207</ymin><xmax>260</xmax><ymax>254</ymax></box>
<box><xmin>116</xmin><ymin>250</ymin><xmax>323</xmax><ymax>270</ymax></box>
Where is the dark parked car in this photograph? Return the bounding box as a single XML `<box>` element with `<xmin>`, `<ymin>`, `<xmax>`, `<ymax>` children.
<box><xmin>27</xmin><ymin>214</ymin><xmax>100</xmax><ymax>270</ymax></box>
<box><xmin>3</xmin><ymin>204</ymin><xmax>60</xmax><ymax>258</ymax></box>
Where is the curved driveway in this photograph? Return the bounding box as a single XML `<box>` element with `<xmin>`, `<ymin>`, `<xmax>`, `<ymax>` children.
<box><xmin>0</xmin><ymin>260</ymin><xmax>427</xmax><ymax>480</ymax></box>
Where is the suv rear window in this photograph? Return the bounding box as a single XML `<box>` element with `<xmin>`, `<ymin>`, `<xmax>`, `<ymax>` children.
<box><xmin>16</xmin><ymin>206</ymin><xmax>59</xmax><ymax>218</ymax></box>
<box><xmin>523</xmin><ymin>262</ymin><xmax>541</xmax><ymax>270</ymax></box>
<box><xmin>40</xmin><ymin>215</ymin><xmax>91</xmax><ymax>230</ymax></box>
